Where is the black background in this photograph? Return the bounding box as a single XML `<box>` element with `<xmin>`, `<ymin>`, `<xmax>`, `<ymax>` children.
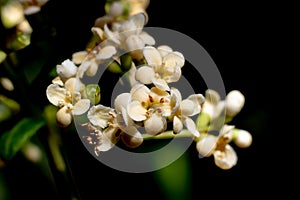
<box><xmin>1</xmin><ymin>0</ymin><xmax>294</xmax><ymax>199</ymax></box>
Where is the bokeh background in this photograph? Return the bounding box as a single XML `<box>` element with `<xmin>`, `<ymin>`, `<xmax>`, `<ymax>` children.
<box><xmin>1</xmin><ymin>0</ymin><xmax>287</xmax><ymax>199</ymax></box>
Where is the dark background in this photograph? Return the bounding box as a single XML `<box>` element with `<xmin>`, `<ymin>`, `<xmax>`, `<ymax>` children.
<box><xmin>1</xmin><ymin>0</ymin><xmax>293</xmax><ymax>199</ymax></box>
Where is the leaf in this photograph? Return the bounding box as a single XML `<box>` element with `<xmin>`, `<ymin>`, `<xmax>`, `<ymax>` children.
<box><xmin>153</xmin><ymin>142</ymin><xmax>192</xmax><ymax>200</ymax></box>
<box><xmin>0</xmin><ymin>117</ymin><xmax>46</xmax><ymax>160</ymax></box>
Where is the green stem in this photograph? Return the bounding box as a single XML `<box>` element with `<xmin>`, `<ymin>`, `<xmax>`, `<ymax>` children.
<box><xmin>143</xmin><ymin>130</ymin><xmax>196</xmax><ymax>140</ymax></box>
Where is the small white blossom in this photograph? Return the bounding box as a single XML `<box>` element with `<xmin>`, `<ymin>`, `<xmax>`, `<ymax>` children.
<box><xmin>233</xmin><ymin>129</ymin><xmax>252</xmax><ymax>148</ymax></box>
<box><xmin>56</xmin><ymin>59</ymin><xmax>78</xmax><ymax>81</ymax></box>
<box><xmin>136</xmin><ymin>46</ymin><xmax>184</xmax><ymax>91</ymax></box>
<box><xmin>196</xmin><ymin>125</ymin><xmax>238</xmax><ymax>170</ymax></box>
<box><xmin>46</xmin><ymin>77</ymin><xmax>90</xmax><ymax>127</ymax></box>
<box><xmin>225</xmin><ymin>90</ymin><xmax>245</xmax><ymax>118</ymax></box>
<box><xmin>170</xmin><ymin>87</ymin><xmax>204</xmax><ymax>137</ymax></box>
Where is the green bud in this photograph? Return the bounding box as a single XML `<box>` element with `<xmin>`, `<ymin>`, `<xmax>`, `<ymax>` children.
<box><xmin>0</xmin><ymin>51</ymin><xmax>7</xmax><ymax>64</ymax></box>
<box><xmin>86</xmin><ymin>84</ymin><xmax>101</xmax><ymax>105</ymax></box>
<box><xmin>6</xmin><ymin>32</ymin><xmax>31</xmax><ymax>51</ymax></box>
<box><xmin>120</xmin><ymin>53</ymin><xmax>132</xmax><ymax>72</ymax></box>
<box><xmin>107</xmin><ymin>60</ymin><xmax>123</xmax><ymax>74</ymax></box>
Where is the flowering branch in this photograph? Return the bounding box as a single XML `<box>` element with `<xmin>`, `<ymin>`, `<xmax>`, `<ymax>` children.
<box><xmin>44</xmin><ymin>0</ymin><xmax>253</xmax><ymax>171</ymax></box>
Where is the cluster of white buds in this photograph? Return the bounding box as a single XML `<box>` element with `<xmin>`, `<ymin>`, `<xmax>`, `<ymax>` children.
<box><xmin>46</xmin><ymin>0</ymin><xmax>252</xmax><ymax>170</ymax></box>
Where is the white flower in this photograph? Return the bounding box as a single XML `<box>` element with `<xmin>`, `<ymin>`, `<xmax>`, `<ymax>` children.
<box><xmin>196</xmin><ymin>125</ymin><xmax>237</xmax><ymax>170</ymax></box>
<box><xmin>126</xmin><ymin>84</ymin><xmax>171</xmax><ymax>135</ymax></box>
<box><xmin>135</xmin><ymin>46</ymin><xmax>185</xmax><ymax>91</ymax></box>
<box><xmin>87</xmin><ymin>105</ymin><xmax>116</xmax><ymax>128</ymax></box>
<box><xmin>170</xmin><ymin>87</ymin><xmax>204</xmax><ymax>137</ymax></box>
<box><xmin>46</xmin><ymin>77</ymin><xmax>90</xmax><ymax>127</ymax></box>
<box><xmin>56</xmin><ymin>59</ymin><xmax>78</xmax><ymax>81</ymax></box>
<box><xmin>104</xmin><ymin>13</ymin><xmax>155</xmax><ymax>60</ymax></box>
<box><xmin>72</xmin><ymin>45</ymin><xmax>117</xmax><ymax>78</ymax></box>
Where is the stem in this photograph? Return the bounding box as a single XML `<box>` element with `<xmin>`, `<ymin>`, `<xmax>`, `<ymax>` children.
<box><xmin>143</xmin><ymin>130</ymin><xmax>196</xmax><ymax>140</ymax></box>
<box><xmin>43</xmin><ymin>105</ymin><xmax>80</xmax><ymax>200</ymax></box>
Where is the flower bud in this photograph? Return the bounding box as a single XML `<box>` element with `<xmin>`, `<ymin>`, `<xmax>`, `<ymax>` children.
<box><xmin>196</xmin><ymin>135</ymin><xmax>217</xmax><ymax>157</ymax></box>
<box><xmin>233</xmin><ymin>129</ymin><xmax>252</xmax><ymax>148</ymax></box>
<box><xmin>86</xmin><ymin>84</ymin><xmax>101</xmax><ymax>105</ymax></box>
<box><xmin>225</xmin><ymin>90</ymin><xmax>245</xmax><ymax>117</ymax></box>
<box><xmin>121</xmin><ymin>131</ymin><xmax>143</xmax><ymax>148</ymax></box>
<box><xmin>56</xmin><ymin>106</ymin><xmax>72</xmax><ymax>127</ymax></box>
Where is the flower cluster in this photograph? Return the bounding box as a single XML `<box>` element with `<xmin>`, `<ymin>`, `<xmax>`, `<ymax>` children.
<box><xmin>46</xmin><ymin>0</ymin><xmax>252</xmax><ymax>170</ymax></box>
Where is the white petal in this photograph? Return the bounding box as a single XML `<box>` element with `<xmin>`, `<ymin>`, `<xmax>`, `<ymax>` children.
<box><xmin>64</xmin><ymin>77</ymin><xmax>83</xmax><ymax>93</ymax></box>
<box><xmin>225</xmin><ymin>90</ymin><xmax>245</xmax><ymax>117</ymax></box>
<box><xmin>85</xmin><ymin>62</ymin><xmax>98</xmax><ymax>77</ymax></box>
<box><xmin>152</xmin><ymin>78</ymin><xmax>170</xmax><ymax>91</ymax></box>
<box><xmin>157</xmin><ymin>45</ymin><xmax>172</xmax><ymax>57</ymax></box>
<box><xmin>104</xmin><ymin>24</ymin><xmax>120</xmax><ymax>45</ymax></box>
<box><xmin>91</xmin><ymin>27</ymin><xmax>104</xmax><ymax>40</ymax></box>
<box><xmin>180</xmin><ymin>99</ymin><xmax>195</xmax><ymax>116</ymax></box>
<box><xmin>114</xmin><ymin>93</ymin><xmax>131</xmax><ymax>113</ymax></box>
<box><xmin>125</xmin><ymin>35</ymin><xmax>145</xmax><ymax>52</ymax></box>
<box><xmin>130</xmin><ymin>84</ymin><xmax>150</xmax><ymax>106</ymax></box>
<box><xmin>56</xmin><ymin>106</ymin><xmax>72</xmax><ymax>127</ymax></box>
<box><xmin>51</xmin><ymin>76</ymin><xmax>64</xmax><ymax>86</ymax></box>
<box><xmin>78</xmin><ymin>61</ymin><xmax>91</xmax><ymax>78</ymax></box>
<box><xmin>127</xmin><ymin>101</ymin><xmax>147</xmax><ymax>121</ymax></box>
<box><xmin>173</xmin><ymin>116</ymin><xmax>183</xmax><ymax>134</ymax></box>
<box><xmin>143</xmin><ymin>46</ymin><xmax>162</xmax><ymax>67</ymax></box>
<box><xmin>135</xmin><ymin>66</ymin><xmax>155</xmax><ymax>84</ymax></box>
<box><xmin>108</xmin><ymin>2</ymin><xmax>123</xmax><ymax>17</ymax></box>
<box><xmin>46</xmin><ymin>84</ymin><xmax>66</xmax><ymax>106</ymax></box>
<box><xmin>72</xmin><ymin>51</ymin><xmax>88</xmax><ymax>64</ymax></box>
<box><xmin>139</xmin><ymin>32</ymin><xmax>155</xmax><ymax>45</ymax></box>
<box><xmin>205</xmin><ymin>89</ymin><xmax>220</xmax><ymax>105</ymax></box>
<box><xmin>170</xmin><ymin>87</ymin><xmax>182</xmax><ymax>113</ymax></box>
<box><xmin>121</xmin><ymin>128</ymin><xmax>143</xmax><ymax>148</ymax></box>
<box><xmin>144</xmin><ymin>113</ymin><xmax>167</xmax><ymax>135</ymax></box>
<box><xmin>196</xmin><ymin>135</ymin><xmax>217</xmax><ymax>157</ymax></box>
<box><xmin>96</xmin><ymin>45</ymin><xmax>117</xmax><ymax>60</ymax></box>
<box><xmin>185</xmin><ymin>94</ymin><xmax>205</xmax><ymax>116</ymax></box>
<box><xmin>183</xmin><ymin>117</ymin><xmax>200</xmax><ymax>137</ymax></box>
<box><xmin>163</xmin><ymin>65</ymin><xmax>182</xmax><ymax>83</ymax></box>
<box><xmin>56</xmin><ymin>59</ymin><xmax>77</xmax><ymax>79</ymax></box>
<box><xmin>163</xmin><ymin>51</ymin><xmax>185</xmax><ymax>68</ymax></box>
<box><xmin>130</xmin><ymin>12</ymin><xmax>146</xmax><ymax>31</ymax></box>
<box><xmin>219</xmin><ymin>125</ymin><xmax>235</xmax><ymax>136</ymax></box>
<box><xmin>96</xmin><ymin>126</ymin><xmax>120</xmax><ymax>152</ymax></box>
<box><xmin>87</xmin><ymin>105</ymin><xmax>115</xmax><ymax>128</ymax></box>
<box><xmin>214</xmin><ymin>145</ymin><xmax>237</xmax><ymax>170</ymax></box>
<box><xmin>23</xmin><ymin>6</ymin><xmax>41</xmax><ymax>15</ymax></box>
<box><xmin>72</xmin><ymin>99</ymin><xmax>90</xmax><ymax>115</ymax></box>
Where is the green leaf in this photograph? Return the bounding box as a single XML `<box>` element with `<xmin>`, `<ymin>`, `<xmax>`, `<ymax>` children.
<box><xmin>153</xmin><ymin>143</ymin><xmax>192</xmax><ymax>200</ymax></box>
<box><xmin>0</xmin><ymin>117</ymin><xmax>46</xmax><ymax>160</ymax></box>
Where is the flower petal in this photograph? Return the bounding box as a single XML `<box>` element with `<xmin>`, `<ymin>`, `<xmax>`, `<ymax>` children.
<box><xmin>214</xmin><ymin>145</ymin><xmax>237</xmax><ymax>170</ymax></box>
<box><xmin>135</xmin><ymin>66</ymin><xmax>155</xmax><ymax>84</ymax></box>
<box><xmin>205</xmin><ymin>89</ymin><xmax>220</xmax><ymax>105</ymax></box>
<box><xmin>72</xmin><ymin>51</ymin><xmax>88</xmax><ymax>64</ymax></box>
<box><xmin>173</xmin><ymin>116</ymin><xmax>183</xmax><ymax>134</ymax></box>
<box><xmin>130</xmin><ymin>84</ymin><xmax>150</xmax><ymax>105</ymax></box>
<box><xmin>87</xmin><ymin>105</ymin><xmax>115</xmax><ymax>128</ymax></box>
<box><xmin>56</xmin><ymin>59</ymin><xmax>77</xmax><ymax>80</ymax></box>
<box><xmin>46</xmin><ymin>84</ymin><xmax>66</xmax><ymax>106</ymax></box>
<box><xmin>91</xmin><ymin>27</ymin><xmax>104</xmax><ymax>40</ymax></box>
<box><xmin>130</xmin><ymin>12</ymin><xmax>146</xmax><ymax>31</ymax></box>
<box><xmin>183</xmin><ymin>117</ymin><xmax>200</xmax><ymax>137</ymax></box>
<box><xmin>56</xmin><ymin>106</ymin><xmax>72</xmax><ymax>127</ymax></box>
<box><xmin>152</xmin><ymin>78</ymin><xmax>170</xmax><ymax>91</ymax></box>
<box><xmin>114</xmin><ymin>93</ymin><xmax>131</xmax><ymax>113</ymax></box>
<box><xmin>72</xmin><ymin>99</ymin><xmax>90</xmax><ymax>115</ymax></box>
<box><xmin>163</xmin><ymin>51</ymin><xmax>185</xmax><ymax>68</ymax></box>
<box><xmin>144</xmin><ymin>113</ymin><xmax>167</xmax><ymax>135</ymax></box>
<box><xmin>121</xmin><ymin>128</ymin><xmax>143</xmax><ymax>148</ymax></box>
<box><xmin>196</xmin><ymin>135</ymin><xmax>217</xmax><ymax>157</ymax></box>
<box><xmin>143</xmin><ymin>46</ymin><xmax>162</xmax><ymax>67</ymax></box>
<box><xmin>96</xmin><ymin>45</ymin><xmax>117</xmax><ymax>60</ymax></box>
<box><xmin>127</xmin><ymin>101</ymin><xmax>147</xmax><ymax>121</ymax></box>
<box><xmin>139</xmin><ymin>31</ymin><xmax>155</xmax><ymax>45</ymax></box>
<box><xmin>104</xmin><ymin>24</ymin><xmax>120</xmax><ymax>45</ymax></box>
<box><xmin>180</xmin><ymin>99</ymin><xmax>195</xmax><ymax>116</ymax></box>
<box><xmin>96</xmin><ymin>126</ymin><xmax>120</xmax><ymax>152</ymax></box>
<box><xmin>157</xmin><ymin>45</ymin><xmax>172</xmax><ymax>57</ymax></box>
